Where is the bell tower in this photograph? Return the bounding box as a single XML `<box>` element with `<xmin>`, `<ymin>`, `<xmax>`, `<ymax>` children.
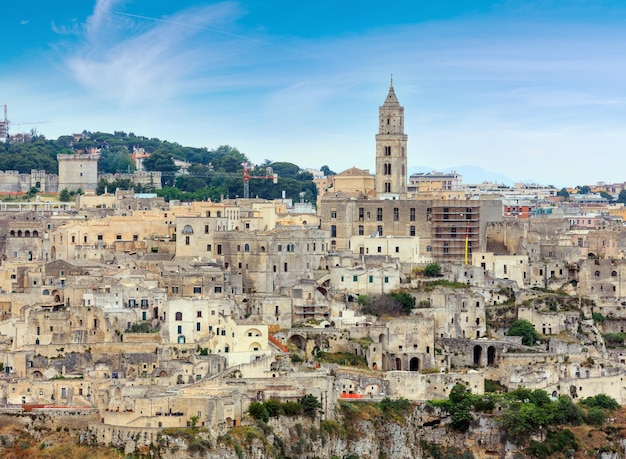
<box><xmin>375</xmin><ymin>77</ymin><xmax>407</xmax><ymax>197</ymax></box>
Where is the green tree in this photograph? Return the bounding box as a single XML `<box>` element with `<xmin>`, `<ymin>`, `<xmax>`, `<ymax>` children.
<box><xmin>556</xmin><ymin>188</ymin><xmax>569</xmax><ymax>199</ymax></box>
<box><xmin>618</xmin><ymin>189</ymin><xmax>626</xmax><ymax>204</ymax></box>
<box><xmin>143</xmin><ymin>150</ymin><xmax>179</xmax><ymax>187</ymax></box>
<box><xmin>506</xmin><ymin>319</ymin><xmax>539</xmax><ymax>346</ymax></box>
<box><xmin>577</xmin><ymin>185</ymin><xmax>591</xmax><ymax>194</ymax></box>
<box><xmin>249</xmin><ymin>402</ymin><xmax>269</xmax><ymax>422</ymax></box>
<box><xmin>59</xmin><ymin>188</ymin><xmax>71</xmax><ymax>202</ymax></box>
<box><xmin>299</xmin><ymin>394</ymin><xmax>323</xmax><ymax>419</ymax></box>
<box><xmin>423</xmin><ymin>263</ymin><xmax>442</xmax><ymax>277</ymax></box>
<box><xmin>387</xmin><ymin>291</ymin><xmax>416</xmax><ymax>315</ymax></box>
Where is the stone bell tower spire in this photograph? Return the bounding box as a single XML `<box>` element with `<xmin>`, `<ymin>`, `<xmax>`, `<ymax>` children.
<box><xmin>375</xmin><ymin>77</ymin><xmax>407</xmax><ymax>197</ymax></box>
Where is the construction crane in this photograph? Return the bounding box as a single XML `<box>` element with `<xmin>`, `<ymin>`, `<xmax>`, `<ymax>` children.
<box><xmin>242</xmin><ymin>161</ymin><xmax>278</xmax><ymax>199</ymax></box>
<box><xmin>0</xmin><ymin>104</ymin><xmax>49</xmax><ymax>142</ymax></box>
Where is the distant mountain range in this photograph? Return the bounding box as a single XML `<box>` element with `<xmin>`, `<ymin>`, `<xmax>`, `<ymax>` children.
<box><xmin>408</xmin><ymin>165</ymin><xmax>514</xmax><ymax>186</ymax></box>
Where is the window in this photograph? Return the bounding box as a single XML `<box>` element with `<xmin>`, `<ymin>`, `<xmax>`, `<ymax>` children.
<box><xmin>197</xmin><ymin>311</ymin><xmax>202</xmax><ymax>318</ymax></box>
<box><xmin>207</xmin><ymin>244</ymin><xmax>212</xmax><ymax>252</ymax></box>
<box><xmin>331</xmin><ymin>210</ymin><xmax>337</xmax><ymax>219</ymax></box>
<box><xmin>595</xmin><ymin>271</ymin><xmax>600</xmax><ymax>277</ymax></box>
<box><xmin>369</xmin><ymin>275</ymin><xmax>373</xmax><ymax>283</ymax></box>
<box><xmin>426</xmin><ymin>245</ymin><xmax>432</xmax><ymax>252</ymax></box>
<box><xmin>277</xmin><ymin>245</ymin><xmax>282</xmax><ymax>252</ymax></box>
<box><xmin>185</xmin><ymin>236</ymin><xmax>190</xmax><ymax>245</ymax></box>
<box><xmin>451</xmin><ymin>227</ymin><xmax>456</xmax><ymax>238</ymax></box>
<box><xmin>71</xmin><ymin>235</ymin><xmax>76</xmax><ymax>243</ymax></box>
<box><xmin>358</xmin><ymin>225</ymin><xmax>364</xmax><ymax>235</ymax></box>
<box><xmin>443</xmin><ymin>208</ymin><xmax>449</xmax><ymax>220</ymax></box>
<box><xmin>384</xmin><ymin>146</ymin><xmax>391</xmax><ymax>156</ymax></box>
<box><xmin>358</xmin><ymin>207</ymin><xmax>364</xmax><ymax>221</ymax></box>
<box><xmin>284</xmin><ymin>263</ymin><xmax>288</xmax><ymax>272</ymax></box>
<box><xmin>172</xmin><ymin>286</ymin><xmax>179</xmax><ymax>294</ymax></box>
<box><xmin>410</xmin><ymin>225</ymin><xmax>415</xmax><ymax>236</ymax></box>
<box><xmin>331</xmin><ymin>225</ymin><xmax>337</xmax><ymax>237</ymax></box>
<box><xmin>393</xmin><ymin>207</ymin><xmax>399</xmax><ymax>221</ymax></box>
<box><xmin>175</xmin><ymin>312</ymin><xmax>183</xmax><ymax>321</ymax></box>
<box><xmin>377</xmin><ymin>225</ymin><xmax>383</xmax><ymax>236</ymax></box>
<box><xmin>244</xmin><ymin>244</ymin><xmax>250</xmax><ymax>252</ymax></box>
<box><xmin>377</xmin><ymin>208</ymin><xmax>383</xmax><ymax>221</ymax></box>
<box><xmin>196</xmin><ymin>322</ymin><xmax>201</xmax><ymax>332</ymax></box>
<box><xmin>443</xmin><ymin>243</ymin><xmax>449</xmax><ymax>254</ymax></box>
<box><xmin>217</xmin><ymin>244</ymin><xmax>222</xmax><ymax>255</ymax></box>
<box><xmin>142</xmin><ymin>311</ymin><xmax>147</xmax><ymax>320</ymax></box>
<box><xmin>177</xmin><ymin>325</ymin><xmax>182</xmax><ymax>334</ymax></box>
<box><xmin>384</xmin><ymin>276</ymin><xmax>389</xmax><ymax>283</ymax></box>
<box><xmin>377</xmin><ymin>246</ymin><xmax>382</xmax><ymax>253</ymax></box>
<box><xmin>384</xmin><ymin>182</ymin><xmax>391</xmax><ymax>193</ymax></box>
<box><xmin>353</xmin><ymin>275</ymin><xmax>358</xmax><ymax>282</ymax></box>
<box><xmin>205</xmin><ymin>224</ymin><xmax>209</xmax><ymax>234</ymax></box>
<box><xmin>384</xmin><ymin>163</ymin><xmax>391</xmax><ymax>175</ymax></box>
<box><xmin>193</xmin><ymin>286</ymin><xmax>202</xmax><ymax>294</ymax></box>
<box><xmin>410</xmin><ymin>208</ymin><xmax>415</xmax><ymax>221</ymax></box>
<box><xmin>395</xmin><ymin>246</ymin><xmax>400</xmax><ymax>253</ymax></box>
<box><xmin>436</xmin><ymin>227</ymin><xmax>441</xmax><ymax>238</ymax></box>
<box><xmin>237</xmin><ymin>245</ymin><xmax>241</xmax><ymax>252</ymax></box>
<box><xmin>116</xmin><ymin>234</ymin><xmax>122</xmax><ymax>240</ymax></box>
<box><xmin>214</xmin><ymin>286</ymin><xmax>222</xmax><ymax>293</ymax></box>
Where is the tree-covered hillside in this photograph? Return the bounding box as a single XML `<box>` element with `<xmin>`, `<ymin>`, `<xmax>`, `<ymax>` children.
<box><xmin>1</xmin><ymin>131</ymin><xmax>319</xmax><ymax>203</ymax></box>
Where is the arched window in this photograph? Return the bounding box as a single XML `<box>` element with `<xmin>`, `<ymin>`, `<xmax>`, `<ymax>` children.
<box><xmin>9</xmin><ymin>230</ymin><xmax>15</xmax><ymax>237</ymax></box>
<box><xmin>612</xmin><ymin>270</ymin><xmax>618</xmax><ymax>277</ymax></box>
<box><xmin>181</xmin><ymin>225</ymin><xmax>194</xmax><ymax>235</ymax></box>
<box><xmin>244</xmin><ymin>244</ymin><xmax>250</xmax><ymax>252</ymax></box>
<box><xmin>595</xmin><ymin>271</ymin><xmax>601</xmax><ymax>277</ymax></box>
<box><xmin>175</xmin><ymin>312</ymin><xmax>183</xmax><ymax>321</ymax></box>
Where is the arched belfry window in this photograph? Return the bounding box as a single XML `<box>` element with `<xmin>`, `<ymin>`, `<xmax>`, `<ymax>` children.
<box><xmin>182</xmin><ymin>225</ymin><xmax>194</xmax><ymax>235</ymax></box>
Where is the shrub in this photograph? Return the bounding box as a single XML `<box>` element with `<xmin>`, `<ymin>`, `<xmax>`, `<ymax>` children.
<box><xmin>248</xmin><ymin>402</ymin><xmax>269</xmax><ymax>422</ymax></box>
<box><xmin>506</xmin><ymin>319</ymin><xmax>539</xmax><ymax>345</ymax></box>
<box><xmin>423</xmin><ymin>263</ymin><xmax>442</xmax><ymax>277</ymax></box>
<box><xmin>585</xmin><ymin>407</ymin><xmax>607</xmax><ymax>426</ymax></box>
<box><xmin>580</xmin><ymin>394</ymin><xmax>619</xmax><ymax>410</ymax></box>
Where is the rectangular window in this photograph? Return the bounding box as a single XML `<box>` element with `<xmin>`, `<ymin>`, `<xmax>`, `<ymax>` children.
<box><xmin>193</xmin><ymin>286</ymin><xmax>202</xmax><ymax>294</ymax></box>
<box><xmin>84</xmin><ymin>235</ymin><xmax>88</xmax><ymax>243</ymax></box>
<box><xmin>331</xmin><ymin>225</ymin><xmax>337</xmax><ymax>237</ymax></box>
<box><xmin>177</xmin><ymin>325</ymin><xmax>182</xmax><ymax>334</ymax></box>
<box><xmin>393</xmin><ymin>207</ymin><xmax>399</xmax><ymax>221</ymax></box>
<box><xmin>217</xmin><ymin>244</ymin><xmax>222</xmax><ymax>255</ymax></box>
<box><xmin>377</xmin><ymin>225</ymin><xmax>383</xmax><ymax>236</ymax></box>
<box><xmin>410</xmin><ymin>225</ymin><xmax>416</xmax><ymax>236</ymax></box>
<box><xmin>71</xmin><ymin>235</ymin><xmax>75</xmax><ymax>243</ymax></box>
<box><xmin>451</xmin><ymin>227</ymin><xmax>456</xmax><ymax>238</ymax></box>
<box><xmin>207</xmin><ymin>244</ymin><xmax>212</xmax><ymax>251</ymax></box>
<box><xmin>196</xmin><ymin>322</ymin><xmax>201</xmax><ymax>332</ymax></box>
<box><xmin>284</xmin><ymin>262</ymin><xmax>288</xmax><ymax>272</ymax></box>
<box><xmin>369</xmin><ymin>275</ymin><xmax>373</xmax><ymax>283</ymax></box>
<box><xmin>133</xmin><ymin>234</ymin><xmax>138</xmax><ymax>241</ymax></box>
<box><xmin>384</xmin><ymin>276</ymin><xmax>389</xmax><ymax>283</ymax></box>
<box><xmin>205</xmin><ymin>224</ymin><xmax>209</xmax><ymax>234</ymax></box>
<box><xmin>358</xmin><ymin>207</ymin><xmax>364</xmax><ymax>221</ymax></box>
<box><xmin>410</xmin><ymin>208</ymin><xmax>415</xmax><ymax>221</ymax></box>
<box><xmin>331</xmin><ymin>209</ymin><xmax>337</xmax><ymax>219</ymax></box>
<box><xmin>377</xmin><ymin>208</ymin><xmax>383</xmax><ymax>221</ymax></box>
<box><xmin>185</xmin><ymin>236</ymin><xmax>190</xmax><ymax>245</ymax></box>
<box><xmin>353</xmin><ymin>275</ymin><xmax>358</xmax><ymax>282</ymax></box>
<box><xmin>214</xmin><ymin>286</ymin><xmax>222</xmax><ymax>293</ymax></box>
<box><xmin>116</xmin><ymin>234</ymin><xmax>122</xmax><ymax>240</ymax></box>
<box><xmin>358</xmin><ymin>225</ymin><xmax>364</xmax><ymax>235</ymax></box>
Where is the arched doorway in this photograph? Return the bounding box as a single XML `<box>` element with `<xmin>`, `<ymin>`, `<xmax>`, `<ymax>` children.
<box><xmin>473</xmin><ymin>345</ymin><xmax>482</xmax><ymax>366</ymax></box>
<box><xmin>288</xmin><ymin>334</ymin><xmax>307</xmax><ymax>351</ymax></box>
<box><xmin>487</xmin><ymin>346</ymin><xmax>496</xmax><ymax>365</ymax></box>
<box><xmin>409</xmin><ymin>357</ymin><xmax>420</xmax><ymax>372</ymax></box>
<box><xmin>395</xmin><ymin>357</ymin><xmax>402</xmax><ymax>371</ymax></box>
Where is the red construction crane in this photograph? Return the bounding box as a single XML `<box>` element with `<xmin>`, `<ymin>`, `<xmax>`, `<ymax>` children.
<box><xmin>242</xmin><ymin>162</ymin><xmax>278</xmax><ymax>199</ymax></box>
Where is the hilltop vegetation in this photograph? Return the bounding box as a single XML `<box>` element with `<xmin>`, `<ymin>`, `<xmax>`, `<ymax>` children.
<box><xmin>1</xmin><ymin>131</ymin><xmax>319</xmax><ymax>203</ymax></box>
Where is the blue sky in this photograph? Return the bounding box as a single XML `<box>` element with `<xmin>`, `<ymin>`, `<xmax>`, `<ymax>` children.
<box><xmin>4</xmin><ymin>1</ymin><xmax>626</xmax><ymax>187</ymax></box>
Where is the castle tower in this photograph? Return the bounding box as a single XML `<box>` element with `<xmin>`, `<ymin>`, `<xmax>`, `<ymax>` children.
<box><xmin>57</xmin><ymin>153</ymin><xmax>100</xmax><ymax>192</ymax></box>
<box><xmin>375</xmin><ymin>79</ymin><xmax>407</xmax><ymax>197</ymax></box>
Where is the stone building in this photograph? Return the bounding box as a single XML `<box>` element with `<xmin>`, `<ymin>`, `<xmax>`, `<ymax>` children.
<box><xmin>58</xmin><ymin>153</ymin><xmax>100</xmax><ymax>192</ymax></box>
<box><xmin>319</xmin><ymin>83</ymin><xmax>503</xmax><ymax>262</ymax></box>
